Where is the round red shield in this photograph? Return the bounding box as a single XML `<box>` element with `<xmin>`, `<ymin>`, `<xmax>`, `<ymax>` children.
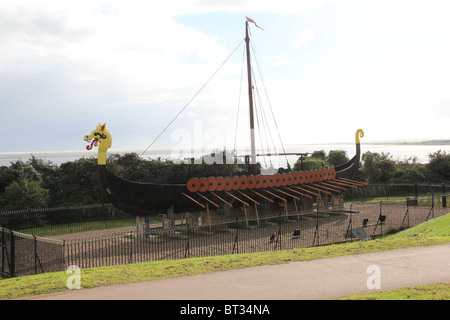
<box><xmin>186</xmin><ymin>177</ymin><xmax>200</xmax><ymax>193</ymax></box>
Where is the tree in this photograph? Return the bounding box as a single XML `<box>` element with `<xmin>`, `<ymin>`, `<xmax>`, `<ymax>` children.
<box><xmin>54</xmin><ymin>158</ymin><xmax>105</xmax><ymax>205</ymax></box>
<box><xmin>361</xmin><ymin>152</ymin><xmax>397</xmax><ymax>184</ymax></box>
<box><xmin>390</xmin><ymin>157</ymin><xmax>427</xmax><ymax>183</ymax></box>
<box><xmin>427</xmin><ymin>150</ymin><xmax>450</xmax><ymax>181</ymax></box>
<box><xmin>1</xmin><ymin>178</ymin><xmax>49</xmax><ymax>211</ymax></box>
<box><xmin>311</xmin><ymin>150</ymin><xmax>326</xmax><ymax>161</ymax></box>
<box><xmin>327</xmin><ymin>150</ymin><xmax>349</xmax><ymax>167</ymax></box>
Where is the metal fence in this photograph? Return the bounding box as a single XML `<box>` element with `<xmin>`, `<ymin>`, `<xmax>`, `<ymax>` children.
<box><xmin>0</xmin><ymin>203</ymin><xmax>135</xmax><ymax>237</ymax></box>
<box><xmin>62</xmin><ymin>195</ymin><xmax>449</xmax><ymax>270</ymax></box>
<box><xmin>344</xmin><ymin>183</ymin><xmax>449</xmax><ymax>202</ymax></box>
<box><xmin>1</xmin><ymin>227</ymin><xmax>64</xmax><ymax>277</ymax></box>
<box><xmin>2</xmin><ymin>194</ymin><xmax>449</xmax><ymax>277</ymax></box>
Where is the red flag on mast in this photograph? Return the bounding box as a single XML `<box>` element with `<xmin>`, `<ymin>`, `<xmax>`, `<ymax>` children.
<box><xmin>246</xmin><ymin>17</ymin><xmax>264</xmax><ymax>30</ymax></box>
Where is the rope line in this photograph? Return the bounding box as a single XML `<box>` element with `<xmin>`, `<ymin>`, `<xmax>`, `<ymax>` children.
<box><xmin>250</xmin><ymin>41</ymin><xmax>290</xmax><ymax>169</ymax></box>
<box><xmin>233</xmin><ymin>44</ymin><xmax>247</xmax><ymax>154</ymax></box>
<box><xmin>122</xmin><ymin>38</ymin><xmax>245</xmax><ymax>175</ymax></box>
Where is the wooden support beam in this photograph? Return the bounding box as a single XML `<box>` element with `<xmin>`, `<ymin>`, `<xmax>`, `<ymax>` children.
<box><xmin>273</xmin><ymin>188</ymin><xmax>300</xmax><ymax>200</ymax></box>
<box><xmin>250</xmin><ymin>190</ymin><xmax>275</xmax><ymax>203</ymax></box>
<box><xmin>196</xmin><ymin>192</ymin><xmax>220</xmax><ymax>208</ymax></box>
<box><xmin>285</xmin><ymin>187</ymin><xmax>313</xmax><ymax>199</ymax></box>
<box><xmin>181</xmin><ymin>192</ymin><xmax>206</xmax><ymax>209</ymax></box>
<box><xmin>307</xmin><ymin>185</ymin><xmax>332</xmax><ymax>195</ymax></box>
<box><xmin>254</xmin><ymin>203</ymin><xmax>260</xmax><ymax>226</ymax></box>
<box><xmin>243</xmin><ymin>205</ymin><xmax>249</xmax><ymax>228</ymax></box>
<box><xmin>293</xmin><ymin>186</ymin><xmax>320</xmax><ymax>197</ymax></box>
<box><xmin>320</xmin><ymin>181</ymin><xmax>348</xmax><ymax>191</ymax></box>
<box><xmin>315</xmin><ymin>183</ymin><xmax>342</xmax><ymax>193</ymax></box>
<box><xmin>329</xmin><ymin>180</ymin><xmax>359</xmax><ymax>189</ymax></box>
<box><xmin>210</xmin><ymin>192</ymin><xmax>233</xmax><ymax>208</ymax></box>
<box><xmin>238</xmin><ymin>191</ymin><xmax>261</xmax><ymax>206</ymax></box>
<box><xmin>262</xmin><ymin>189</ymin><xmax>287</xmax><ymax>202</ymax></box>
<box><xmin>226</xmin><ymin>191</ymin><xmax>249</xmax><ymax>207</ymax></box>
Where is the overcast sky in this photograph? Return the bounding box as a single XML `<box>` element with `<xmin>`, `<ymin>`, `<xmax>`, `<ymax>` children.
<box><xmin>1</xmin><ymin>0</ymin><xmax>450</xmax><ymax>155</ymax></box>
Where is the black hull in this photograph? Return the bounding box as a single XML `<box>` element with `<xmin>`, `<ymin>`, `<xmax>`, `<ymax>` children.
<box><xmin>99</xmin><ymin>165</ymin><xmax>198</xmax><ymax>216</ymax></box>
<box><xmin>334</xmin><ymin>142</ymin><xmax>361</xmax><ymax>180</ymax></box>
<box><xmin>99</xmin><ymin>142</ymin><xmax>362</xmax><ymax>216</ymax></box>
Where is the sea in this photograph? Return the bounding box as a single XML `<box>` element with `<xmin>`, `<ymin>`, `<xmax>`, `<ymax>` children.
<box><xmin>1</xmin><ymin>143</ymin><xmax>449</xmax><ymax>168</ymax></box>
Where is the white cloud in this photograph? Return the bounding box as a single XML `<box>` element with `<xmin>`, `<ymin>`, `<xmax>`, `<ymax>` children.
<box><xmin>1</xmin><ymin>0</ymin><xmax>450</xmax><ymax>153</ymax></box>
<box><xmin>294</xmin><ymin>29</ymin><xmax>315</xmax><ymax>47</ymax></box>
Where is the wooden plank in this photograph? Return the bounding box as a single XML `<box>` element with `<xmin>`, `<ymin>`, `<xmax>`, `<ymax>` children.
<box><xmin>250</xmin><ymin>189</ymin><xmax>275</xmax><ymax>203</ymax></box>
<box><xmin>285</xmin><ymin>187</ymin><xmax>313</xmax><ymax>199</ymax></box>
<box><xmin>329</xmin><ymin>180</ymin><xmax>359</xmax><ymax>189</ymax></box>
<box><xmin>210</xmin><ymin>192</ymin><xmax>233</xmax><ymax>208</ymax></box>
<box><xmin>273</xmin><ymin>188</ymin><xmax>300</xmax><ymax>200</ymax></box>
<box><xmin>316</xmin><ymin>183</ymin><xmax>343</xmax><ymax>193</ymax></box>
<box><xmin>196</xmin><ymin>192</ymin><xmax>220</xmax><ymax>208</ymax></box>
<box><xmin>293</xmin><ymin>186</ymin><xmax>320</xmax><ymax>197</ymax></box>
<box><xmin>262</xmin><ymin>189</ymin><xmax>287</xmax><ymax>202</ymax></box>
<box><xmin>181</xmin><ymin>192</ymin><xmax>206</xmax><ymax>209</ymax></box>
<box><xmin>238</xmin><ymin>191</ymin><xmax>261</xmax><ymax>206</ymax></box>
<box><xmin>337</xmin><ymin>177</ymin><xmax>368</xmax><ymax>186</ymax></box>
<box><xmin>320</xmin><ymin>181</ymin><xmax>348</xmax><ymax>191</ymax></box>
<box><xmin>226</xmin><ymin>191</ymin><xmax>249</xmax><ymax>207</ymax></box>
<box><xmin>307</xmin><ymin>185</ymin><xmax>333</xmax><ymax>195</ymax></box>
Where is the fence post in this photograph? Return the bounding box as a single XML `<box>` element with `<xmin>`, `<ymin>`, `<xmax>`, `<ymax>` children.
<box><xmin>426</xmin><ymin>194</ymin><xmax>435</xmax><ymax>221</ymax></box>
<box><xmin>442</xmin><ymin>184</ymin><xmax>447</xmax><ymax>208</ymax></box>
<box><xmin>34</xmin><ymin>235</ymin><xmax>38</xmax><ymax>274</ymax></box>
<box><xmin>275</xmin><ymin>212</ymin><xmax>282</xmax><ymax>250</ymax></box>
<box><xmin>415</xmin><ymin>183</ymin><xmax>418</xmax><ymax>200</ymax></box>
<box><xmin>347</xmin><ymin>210</ymin><xmax>353</xmax><ymax>242</ymax></box>
<box><xmin>312</xmin><ymin>209</ymin><xmax>319</xmax><ymax>247</ymax></box>
<box><xmin>403</xmin><ymin>198</ymin><xmax>410</xmax><ymax>229</ymax></box>
<box><xmin>1</xmin><ymin>228</ymin><xmax>4</xmax><ymax>275</ymax></box>
<box><xmin>373</xmin><ymin>201</ymin><xmax>383</xmax><ymax>236</ymax></box>
<box><xmin>232</xmin><ymin>219</ymin><xmax>239</xmax><ymax>254</ymax></box>
<box><xmin>62</xmin><ymin>240</ymin><xmax>66</xmax><ymax>269</ymax></box>
<box><xmin>10</xmin><ymin>229</ymin><xmax>15</xmax><ymax>278</ymax></box>
<box><xmin>184</xmin><ymin>224</ymin><xmax>190</xmax><ymax>258</ymax></box>
<box><xmin>129</xmin><ymin>231</ymin><xmax>133</xmax><ymax>264</ymax></box>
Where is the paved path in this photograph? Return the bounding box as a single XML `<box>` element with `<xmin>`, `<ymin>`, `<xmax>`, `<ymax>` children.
<box><xmin>23</xmin><ymin>243</ymin><xmax>450</xmax><ymax>300</ymax></box>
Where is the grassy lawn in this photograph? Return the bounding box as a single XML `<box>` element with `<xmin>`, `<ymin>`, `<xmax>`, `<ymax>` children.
<box><xmin>1</xmin><ymin>213</ymin><xmax>449</xmax><ymax>300</ymax></box>
<box><xmin>343</xmin><ymin>281</ymin><xmax>450</xmax><ymax>300</ymax></box>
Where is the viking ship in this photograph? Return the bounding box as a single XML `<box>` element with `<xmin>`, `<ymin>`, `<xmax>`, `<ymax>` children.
<box><xmin>84</xmin><ymin>19</ymin><xmax>367</xmax><ymax>217</ymax></box>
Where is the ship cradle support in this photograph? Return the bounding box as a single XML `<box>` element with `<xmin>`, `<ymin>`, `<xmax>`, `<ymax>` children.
<box><xmin>174</xmin><ymin>169</ymin><xmax>367</xmax><ymax>228</ymax></box>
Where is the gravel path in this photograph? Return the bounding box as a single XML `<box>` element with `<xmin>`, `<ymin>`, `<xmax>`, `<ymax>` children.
<box><xmin>47</xmin><ymin>226</ymin><xmax>138</xmax><ymax>241</ymax></box>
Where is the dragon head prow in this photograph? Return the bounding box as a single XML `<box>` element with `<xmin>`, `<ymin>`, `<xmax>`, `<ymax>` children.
<box><xmin>84</xmin><ymin>123</ymin><xmax>112</xmax><ymax>165</ymax></box>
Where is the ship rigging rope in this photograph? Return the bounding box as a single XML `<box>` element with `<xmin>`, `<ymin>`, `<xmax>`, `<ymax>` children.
<box><xmin>249</xmin><ymin>40</ymin><xmax>290</xmax><ymax>169</ymax></box>
<box><xmin>121</xmin><ymin>38</ymin><xmax>245</xmax><ymax>175</ymax></box>
<box><xmin>233</xmin><ymin>44</ymin><xmax>247</xmax><ymax>157</ymax></box>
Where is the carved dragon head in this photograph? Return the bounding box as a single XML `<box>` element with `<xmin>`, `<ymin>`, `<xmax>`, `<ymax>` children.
<box><xmin>84</xmin><ymin>123</ymin><xmax>112</xmax><ymax>165</ymax></box>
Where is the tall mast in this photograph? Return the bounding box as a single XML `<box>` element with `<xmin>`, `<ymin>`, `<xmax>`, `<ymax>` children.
<box><xmin>245</xmin><ymin>21</ymin><xmax>257</xmax><ymax>175</ymax></box>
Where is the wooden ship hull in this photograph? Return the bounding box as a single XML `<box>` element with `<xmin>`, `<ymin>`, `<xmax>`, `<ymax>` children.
<box><xmin>98</xmin><ymin>132</ymin><xmax>365</xmax><ymax>216</ymax></box>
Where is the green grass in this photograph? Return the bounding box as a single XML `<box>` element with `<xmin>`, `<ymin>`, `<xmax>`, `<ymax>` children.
<box><xmin>1</xmin><ymin>213</ymin><xmax>449</xmax><ymax>300</ymax></box>
<box><xmin>388</xmin><ymin>212</ymin><xmax>450</xmax><ymax>238</ymax></box>
<box><xmin>343</xmin><ymin>282</ymin><xmax>450</xmax><ymax>300</ymax></box>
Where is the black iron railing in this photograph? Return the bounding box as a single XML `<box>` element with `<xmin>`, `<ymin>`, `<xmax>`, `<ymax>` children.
<box><xmin>1</xmin><ymin>194</ymin><xmax>449</xmax><ymax>277</ymax></box>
